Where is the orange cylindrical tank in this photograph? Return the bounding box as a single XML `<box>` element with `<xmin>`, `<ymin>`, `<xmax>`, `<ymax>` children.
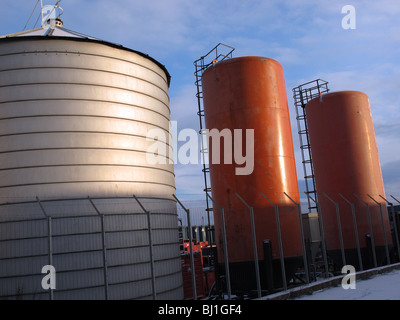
<box><xmin>306</xmin><ymin>91</ymin><xmax>392</xmax><ymax>268</ymax></box>
<box><xmin>201</xmin><ymin>56</ymin><xmax>303</xmax><ymax>289</ymax></box>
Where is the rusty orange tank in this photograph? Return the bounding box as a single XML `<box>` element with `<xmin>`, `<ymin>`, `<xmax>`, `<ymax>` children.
<box><xmin>306</xmin><ymin>91</ymin><xmax>392</xmax><ymax>268</ymax></box>
<box><xmin>201</xmin><ymin>56</ymin><xmax>303</xmax><ymax>290</ymax></box>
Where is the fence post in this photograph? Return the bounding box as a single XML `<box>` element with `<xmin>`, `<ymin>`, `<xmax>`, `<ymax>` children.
<box><xmin>389</xmin><ymin>195</ymin><xmax>400</xmax><ymax>262</ymax></box>
<box><xmin>339</xmin><ymin>193</ymin><xmax>363</xmax><ymax>271</ymax></box>
<box><xmin>283</xmin><ymin>192</ymin><xmax>309</xmax><ymax>284</ymax></box>
<box><xmin>235</xmin><ymin>193</ymin><xmax>262</xmax><ymax>297</ymax></box>
<box><xmin>173</xmin><ymin>194</ymin><xmax>197</xmax><ymax>300</ymax></box>
<box><xmin>304</xmin><ymin>193</ymin><xmax>329</xmax><ymax>278</ymax></box>
<box><xmin>36</xmin><ymin>197</ymin><xmax>54</xmax><ymax>301</ymax></box>
<box><xmin>88</xmin><ymin>196</ymin><xmax>109</xmax><ymax>300</ymax></box>
<box><xmin>322</xmin><ymin>192</ymin><xmax>346</xmax><ymax>267</ymax></box>
<box><xmin>133</xmin><ymin>195</ymin><xmax>156</xmax><ymax>300</ymax></box>
<box><xmin>354</xmin><ymin>194</ymin><xmax>377</xmax><ymax>268</ymax></box>
<box><xmin>368</xmin><ymin>194</ymin><xmax>390</xmax><ymax>265</ymax></box>
<box><xmin>390</xmin><ymin>195</ymin><xmax>400</xmax><ymax>206</ymax></box>
<box><xmin>260</xmin><ymin>193</ymin><xmax>287</xmax><ymax>290</ymax></box>
<box><xmin>206</xmin><ymin>192</ymin><xmax>231</xmax><ymax>300</ymax></box>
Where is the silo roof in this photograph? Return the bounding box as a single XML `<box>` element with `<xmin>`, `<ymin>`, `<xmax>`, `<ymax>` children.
<box><xmin>0</xmin><ymin>23</ymin><xmax>171</xmax><ymax>87</ymax></box>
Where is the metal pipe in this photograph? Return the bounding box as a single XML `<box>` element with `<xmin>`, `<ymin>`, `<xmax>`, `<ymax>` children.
<box><xmin>186</xmin><ymin>212</ymin><xmax>197</xmax><ymax>300</ymax></box>
<box><xmin>380</xmin><ymin>195</ymin><xmax>400</xmax><ymax>262</ymax></box>
<box><xmin>323</xmin><ymin>192</ymin><xmax>346</xmax><ymax>267</ymax></box>
<box><xmin>284</xmin><ymin>192</ymin><xmax>309</xmax><ymax>284</ymax></box>
<box><xmin>339</xmin><ymin>193</ymin><xmax>363</xmax><ymax>271</ymax></box>
<box><xmin>368</xmin><ymin>194</ymin><xmax>390</xmax><ymax>265</ymax></box>
<box><xmin>390</xmin><ymin>195</ymin><xmax>400</xmax><ymax>262</ymax></box>
<box><xmin>235</xmin><ymin>193</ymin><xmax>262</xmax><ymax>297</ymax></box>
<box><xmin>173</xmin><ymin>194</ymin><xmax>197</xmax><ymax>300</ymax></box>
<box><xmin>133</xmin><ymin>195</ymin><xmax>156</xmax><ymax>300</ymax></box>
<box><xmin>304</xmin><ymin>193</ymin><xmax>329</xmax><ymax>278</ymax></box>
<box><xmin>390</xmin><ymin>195</ymin><xmax>400</xmax><ymax>259</ymax></box>
<box><xmin>99</xmin><ymin>214</ymin><xmax>109</xmax><ymax>300</ymax></box>
<box><xmin>354</xmin><ymin>194</ymin><xmax>377</xmax><ymax>268</ymax></box>
<box><xmin>36</xmin><ymin>196</ymin><xmax>48</xmax><ymax>219</ymax></box>
<box><xmin>40</xmin><ymin>0</ymin><xmax>44</xmax><ymax>23</ymax></box>
<box><xmin>260</xmin><ymin>193</ymin><xmax>287</xmax><ymax>290</ymax></box>
<box><xmin>47</xmin><ymin>216</ymin><xmax>53</xmax><ymax>300</ymax></box>
<box><xmin>206</xmin><ymin>192</ymin><xmax>231</xmax><ymax>300</ymax></box>
<box><xmin>36</xmin><ymin>197</ymin><xmax>54</xmax><ymax>300</ymax></box>
<box><xmin>88</xmin><ymin>197</ymin><xmax>109</xmax><ymax>300</ymax></box>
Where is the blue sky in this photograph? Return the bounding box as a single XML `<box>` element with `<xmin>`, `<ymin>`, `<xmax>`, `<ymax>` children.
<box><xmin>1</xmin><ymin>0</ymin><xmax>399</xmax><ymax>206</ymax></box>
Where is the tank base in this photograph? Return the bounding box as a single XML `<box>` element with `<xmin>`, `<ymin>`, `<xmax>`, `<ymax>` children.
<box><xmin>327</xmin><ymin>245</ymin><xmax>394</xmax><ymax>271</ymax></box>
<box><xmin>216</xmin><ymin>256</ymin><xmax>303</xmax><ymax>295</ymax></box>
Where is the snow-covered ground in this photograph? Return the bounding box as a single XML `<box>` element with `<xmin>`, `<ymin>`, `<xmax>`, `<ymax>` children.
<box><xmin>293</xmin><ymin>268</ymin><xmax>400</xmax><ymax>300</ymax></box>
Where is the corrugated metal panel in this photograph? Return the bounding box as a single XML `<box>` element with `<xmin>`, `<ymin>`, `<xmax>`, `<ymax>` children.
<box><xmin>0</xmin><ymin>25</ymin><xmax>171</xmax><ymax>86</ymax></box>
<box><xmin>107</xmin><ymin>247</ymin><xmax>150</xmax><ymax>266</ymax></box>
<box><xmin>0</xmin><ymin>237</ymin><xmax>47</xmax><ymax>259</ymax></box>
<box><xmin>0</xmin><ymin>203</ymin><xmax>45</xmax><ymax>221</ymax></box>
<box><xmin>0</xmin><ymin>273</ymin><xmax>46</xmax><ymax>299</ymax></box>
<box><xmin>55</xmin><ymin>286</ymin><xmax>105</xmax><ymax>300</ymax></box>
<box><xmin>53</xmin><ymin>251</ymin><xmax>103</xmax><ymax>271</ymax></box>
<box><xmin>109</xmin><ymin>279</ymin><xmax>153</xmax><ymax>300</ymax></box>
<box><xmin>0</xmin><ymin>199</ymin><xmax>183</xmax><ymax>300</ymax></box>
<box><xmin>0</xmin><ymin>218</ymin><xmax>47</xmax><ymax>240</ymax></box>
<box><xmin>156</xmin><ymin>270</ymin><xmax>184</xmax><ymax>299</ymax></box>
<box><xmin>0</xmin><ymin>39</ymin><xmax>173</xmax><ymax>202</ymax></box>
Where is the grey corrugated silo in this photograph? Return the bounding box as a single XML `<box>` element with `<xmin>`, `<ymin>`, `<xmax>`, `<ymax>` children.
<box><xmin>0</xmin><ymin>15</ymin><xmax>182</xmax><ymax>300</ymax></box>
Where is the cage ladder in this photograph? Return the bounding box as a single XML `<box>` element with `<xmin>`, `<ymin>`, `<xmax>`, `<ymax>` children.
<box><xmin>193</xmin><ymin>43</ymin><xmax>235</xmax><ymax>244</ymax></box>
<box><xmin>292</xmin><ymin>79</ymin><xmax>329</xmax><ymax>213</ymax></box>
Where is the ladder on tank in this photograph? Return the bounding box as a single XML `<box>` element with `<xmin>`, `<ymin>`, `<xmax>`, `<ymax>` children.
<box><xmin>193</xmin><ymin>43</ymin><xmax>235</xmax><ymax>245</ymax></box>
<box><xmin>292</xmin><ymin>79</ymin><xmax>329</xmax><ymax>213</ymax></box>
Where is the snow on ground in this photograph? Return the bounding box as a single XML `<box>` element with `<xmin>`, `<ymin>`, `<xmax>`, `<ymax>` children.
<box><xmin>293</xmin><ymin>268</ymin><xmax>400</xmax><ymax>300</ymax></box>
